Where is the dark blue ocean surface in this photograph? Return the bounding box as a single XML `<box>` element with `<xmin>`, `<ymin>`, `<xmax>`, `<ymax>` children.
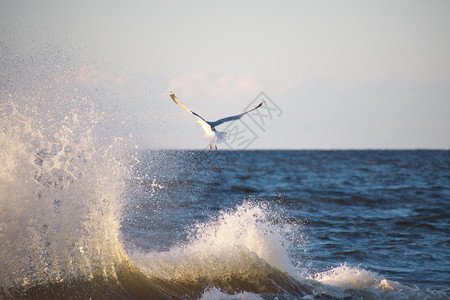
<box><xmin>121</xmin><ymin>150</ymin><xmax>450</xmax><ymax>298</ymax></box>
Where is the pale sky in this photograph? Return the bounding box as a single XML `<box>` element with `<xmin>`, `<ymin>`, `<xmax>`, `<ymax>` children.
<box><xmin>1</xmin><ymin>0</ymin><xmax>449</xmax><ymax>149</ymax></box>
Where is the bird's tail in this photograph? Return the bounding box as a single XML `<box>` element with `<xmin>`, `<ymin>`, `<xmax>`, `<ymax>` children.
<box><xmin>204</xmin><ymin>130</ymin><xmax>228</xmax><ymax>144</ymax></box>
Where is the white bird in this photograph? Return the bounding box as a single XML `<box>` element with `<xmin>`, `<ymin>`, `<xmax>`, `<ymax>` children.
<box><xmin>169</xmin><ymin>92</ymin><xmax>263</xmax><ymax>150</ymax></box>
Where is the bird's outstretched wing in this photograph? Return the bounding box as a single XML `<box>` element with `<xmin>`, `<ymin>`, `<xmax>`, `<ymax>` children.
<box><xmin>169</xmin><ymin>92</ymin><xmax>207</xmax><ymax>123</ymax></box>
<box><xmin>209</xmin><ymin>102</ymin><xmax>264</xmax><ymax>128</ymax></box>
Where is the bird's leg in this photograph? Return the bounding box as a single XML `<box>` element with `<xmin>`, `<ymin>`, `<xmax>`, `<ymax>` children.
<box><xmin>215</xmin><ymin>144</ymin><xmax>218</xmax><ymax>151</ymax></box>
<box><xmin>209</xmin><ymin>144</ymin><xmax>212</xmax><ymax>150</ymax></box>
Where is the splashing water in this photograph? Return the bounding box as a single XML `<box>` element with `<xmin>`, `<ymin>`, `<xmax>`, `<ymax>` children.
<box><xmin>0</xmin><ymin>61</ymin><xmax>180</xmax><ymax>298</ymax></box>
<box><xmin>129</xmin><ymin>201</ymin><xmax>317</xmax><ymax>298</ymax></box>
<box><xmin>0</xmin><ymin>93</ymin><xmax>131</xmax><ymax>295</ymax></box>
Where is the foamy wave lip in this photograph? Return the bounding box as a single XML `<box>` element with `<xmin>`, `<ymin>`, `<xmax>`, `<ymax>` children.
<box><xmin>187</xmin><ymin>201</ymin><xmax>296</xmax><ymax>273</ymax></box>
<box><xmin>131</xmin><ymin>201</ymin><xmax>302</xmax><ymax>291</ymax></box>
<box><xmin>313</xmin><ymin>264</ymin><xmax>384</xmax><ymax>290</ymax></box>
<box><xmin>313</xmin><ymin>264</ymin><xmax>420</xmax><ymax>292</ymax></box>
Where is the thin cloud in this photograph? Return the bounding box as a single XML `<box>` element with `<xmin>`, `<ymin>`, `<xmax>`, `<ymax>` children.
<box><xmin>169</xmin><ymin>72</ymin><xmax>264</xmax><ymax>102</ymax></box>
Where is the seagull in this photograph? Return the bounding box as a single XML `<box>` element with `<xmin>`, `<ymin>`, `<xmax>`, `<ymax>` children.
<box><xmin>169</xmin><ymin>92</ymin><xmax>263</xmax><ymax>150</ymax></box>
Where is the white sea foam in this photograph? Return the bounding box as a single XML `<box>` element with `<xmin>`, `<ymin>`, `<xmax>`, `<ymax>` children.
<box><xmin>313</xmin><ymin>264</ymin><xmax>383</xmax><ymax>290</ymax></box>
<box><xmin>199</xmin><ymin>287</ymin><xmax>264</xmax><ymax>300</ymax></box>
<box><xmin>311</xmin><ymin>264</ymin><xmax>447</xmax><ymax>299</ymax></box>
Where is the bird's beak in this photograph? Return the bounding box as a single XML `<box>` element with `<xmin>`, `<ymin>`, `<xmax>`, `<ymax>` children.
<box><xmin>194</xmin><ymin>121</ymin><xmax>199</xmax><ymax>124</ymax></box>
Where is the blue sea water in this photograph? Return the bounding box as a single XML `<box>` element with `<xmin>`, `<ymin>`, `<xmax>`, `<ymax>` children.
<box><xmin>120</xmin><ymin>149</ymin><xmax>450</xmax><ymax>299</ymax></box>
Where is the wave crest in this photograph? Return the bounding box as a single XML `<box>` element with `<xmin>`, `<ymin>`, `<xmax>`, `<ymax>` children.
<box><xmin>131</xmin><ymin>202</ymin><xmax>310</xmax><ymax>297</ymax></box>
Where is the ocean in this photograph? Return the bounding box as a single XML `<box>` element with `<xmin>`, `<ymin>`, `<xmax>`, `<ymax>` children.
<box><xmin>1</xmin><ymin>99</ymin><xmax>449</xmax><ymax>300</ymax></box>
